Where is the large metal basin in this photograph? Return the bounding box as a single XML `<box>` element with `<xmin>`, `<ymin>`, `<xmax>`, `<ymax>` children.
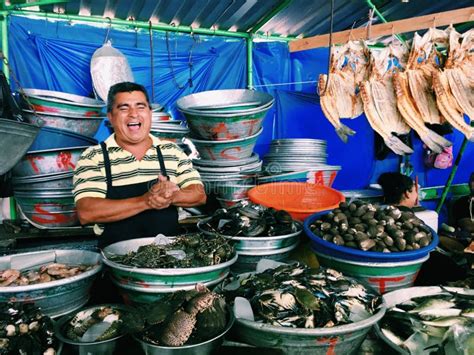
<box><xmin>0</xmin><ymin>118</ymin><xmax>41</xmax><ymax>175</ymax></box>
<box><xmin>190</xmin><ymin>128</ymin><xmax>262</xmax><ymax>161</ymax></box>
<box><xmin>29</xmin><ymin>126</ymin><xmax>97</xmax><ymax>151</ymax></box>
<box><xmin>21</xmin><ymin>88</ymin><xmax>105</xmax><ymax>117</ymax></box>
<box><xmin>102</xmin><ymin>237</ymin><xmax>238</xmax><ymax>303</ymax></box>
<box><xmin>198</xmin><ymin>219</ymin><xmax>302</xmax><ymax>252</ymax></box>
<box><xmin>22</xmin><ymin>110</ymin><xmax>103</xmax><ymax>138</ymax></box>
<box><xmin>0</xmin><ymin>249</ymin><xmax>102</xmax><ymax>318</ymax></box>
<box><xmin>233</xmin><ymin>294</ymin><xmax>386</xmax><ymax>354</ymax></box>
<box><xmin>177</xmin><ymin>89</ymin><xmax>273</xmax><ymax>141</ymax></box>
<box><xmin>374</xmin><ymin>286</ymin><xmax>473</xmax><ymax>354</ymax></box>
<box><xmin>13</xmin><ymin>146</ymin><xmax>88</xmax><ymax>177</ymax></box>
<box><xmin>14</xmin><ymin>189</ymin><xmax>79</xmax><ymax>227</ymax></box>
<box><xmin>12</xmin><ymin>171</ymin><xmax>73</xmax><ymax>190</ymax></box>
<box><xmin>134</xmin><ymin>312</ymin><xmax>234</xmax><ymax>354</ymax></box>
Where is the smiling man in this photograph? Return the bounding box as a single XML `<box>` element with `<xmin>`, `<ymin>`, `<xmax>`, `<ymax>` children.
<box><xmin>73</xmin><ymin>82</ymin><xmax>206</xmax><ymax>248</ymax></box>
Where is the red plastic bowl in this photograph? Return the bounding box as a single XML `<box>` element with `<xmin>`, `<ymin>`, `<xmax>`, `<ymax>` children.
<box><xmin>248</xmin><ymin>182</ymin><xmax>345</xmax><ymax>221</ymax></box>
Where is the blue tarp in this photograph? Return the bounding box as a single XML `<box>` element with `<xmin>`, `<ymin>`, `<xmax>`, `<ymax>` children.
<box><xmin>8</xmin><ymin>15</ymin><xmax>474</xmax><ymax>194</ymax></box>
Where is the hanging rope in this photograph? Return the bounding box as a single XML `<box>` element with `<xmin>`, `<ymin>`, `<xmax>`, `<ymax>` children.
<box><xmin>317</xmin><ymin>0</ymin><xmax>335</xmax><ymax>97</ymax></box>
<box><xmin>149</xmin><ymin>21</ymin><xmax>155</xmax><ymax>102</ymax></box>
<box><xmin>165</xmin><ymin>27</ymin><xmax>197</xmax><ymax>90</ymax></box>
<box><xmin>103</xmin><ymin>17</ymin><xmax>112</xmax><ymax>43</ymax></box>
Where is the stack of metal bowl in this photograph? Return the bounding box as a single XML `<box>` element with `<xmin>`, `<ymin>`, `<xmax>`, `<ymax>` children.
<box><xmin>261</xmin><ymin>139</ymin><xmax>341</xmax><ymax>187</ymax></box>
<box><xmin>12</xmin><ymin>89</ymin><xmax>101</xmax><ymax>228</ymax></box>
<box><xmin>11</xmin><ymin>145</ymin><xmax>93</xmax><ymax>228</ymax></box>
<box><xmin>102</xmin><ymin>237</ymin><xmax>238</xmax><ymax>304</ymax></box>
<box><xmin>194</xmin><ymin>154</ymin><xmax>261</xmax><ymax>207</ymax></box>
<box><xmin>177</xmin><ymin>89</ymin><xmax>273</xmax><ymax>207</ymax></box>
<box><xmin>0</xmin><ymin>249</ymin><xmax>102</xmax><ymax>318</ymax></box>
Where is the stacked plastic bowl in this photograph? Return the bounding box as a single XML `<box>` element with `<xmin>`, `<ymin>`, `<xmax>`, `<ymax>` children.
<box><xmin>177</xmin><ymin>89</ymin><xmax>274</xmax><ymax>206</ymax></box>
<box><xmin>12</xmin><ymin>89</ymin><xmax>103</xmax><ymax>228</ymax></box>
<box><xmin>261</xmin><ymin>139</ymin><xmax>341</xmax><ymax>187</ymax></box>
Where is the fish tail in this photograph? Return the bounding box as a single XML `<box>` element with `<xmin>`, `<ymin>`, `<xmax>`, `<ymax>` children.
<box><xmin>386</xmin><ymin>136</ymin><xmax>414</xmax><ymax>155</ymax></box>
<box><xmin>336</xmin><ymin>123</ymin><xmax>356</xmax><ymax>143</ymax></box>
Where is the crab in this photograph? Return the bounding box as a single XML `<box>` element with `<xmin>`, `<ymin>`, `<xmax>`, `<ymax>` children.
<box><xmin>139</xmin><ymin>284</ymin><xmax>228</xmax><ymax>347</ymax></box>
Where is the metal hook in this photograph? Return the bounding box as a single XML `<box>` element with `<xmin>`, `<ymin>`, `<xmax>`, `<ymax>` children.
<box><xmin>104</xmin><ymin>17</ymin><xmax>112</xmax><ymax>43</ymax></box>
<box><xmin>348</xmin><ymin>20</ymin><xmax>356</xmax><ymax>42</ymax></box>
<box><xmin>432</xmin><ymin>15</ymin><xmax>438</xmax><ymax>28</ymax></box>
<box><xmin>367</xmin><ymin>9</ymin><xmax>374</xmax><ymax>40</ymax></box>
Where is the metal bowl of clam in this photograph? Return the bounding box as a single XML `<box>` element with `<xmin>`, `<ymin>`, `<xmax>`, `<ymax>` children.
<box><xmin>102</xmin><ymin>236</ymin><xmax>237</xmax><ymax>304</ymax></box>
<box><xmin>0</xmin><ymin>250</ymin><xmax>102</xmax><ymax>318</ymax></box>
<box><xmin>55</xmin><ymin>304</ymin><xmax>130</xmax><ymax>355</ymax></box>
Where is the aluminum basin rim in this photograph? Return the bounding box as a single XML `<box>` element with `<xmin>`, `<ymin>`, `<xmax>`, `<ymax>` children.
<box><xmin>102</xmin><ymin>247</ymin><xmax>238</xmax><ymax>275</ymax></box>
<box><xmin>22</xmin><ymin>89</ymin><xmax>105</xmax><ymax>108</ymax></box>
<box><xmin>235</xmin><ymin>293</ymin><xmax>386</xmax><ymax>337</ymax></box>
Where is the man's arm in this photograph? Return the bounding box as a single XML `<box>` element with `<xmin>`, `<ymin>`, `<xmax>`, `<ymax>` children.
<box><xmin>76</xmin><ymin>190</ymin><xmax>172</xmax><ymax>225</ymax></box>
<box><xmin>171</xmin><ymin>183</ymin><xmax>207</xmax><ymax>207</ymax></box>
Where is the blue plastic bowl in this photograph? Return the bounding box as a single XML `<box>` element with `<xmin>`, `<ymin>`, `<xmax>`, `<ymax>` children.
<box><xmin>304</xmin><ymin>211</ymin><xmax>439</xmax><ymax>263</ymax></box>
<box><xmin>29</xmin><ymin>126</ymin><xmax>97</xmax><ymax>151</ymax></box>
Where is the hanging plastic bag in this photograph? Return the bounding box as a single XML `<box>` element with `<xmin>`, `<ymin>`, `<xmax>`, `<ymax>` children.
<box><xmin>90</xmin><ymin>41</ymin><xmax>134</xmax><ymax>102</ymax></box>
<box><xmin>424</xmin><ymin>145</ymin><xmax>453</xmax><ymax>169</ymax></box>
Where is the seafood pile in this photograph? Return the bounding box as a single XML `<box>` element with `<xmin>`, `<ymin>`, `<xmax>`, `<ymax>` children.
<box><xmin>107</xmin><ymin>233</ymin><xmax>235</xmax><ymax>268</ymax></box>
<box><xmin>319</xmin><ymin>27</ymin><xmax>474</xmax><ymax>150</ymax></box>
<box><xmin>61</xmin><ymin>306</ymin><xmax>124</xmax><ymax>343</ymax></box>
<box><xmin>379</xmin><ymin>289</ymin><xmax>474</xmax><ymax>354</ymax></box>
<box><xmin>224</xmin><ymin>263</ymin><xmax>382</xmax><ymax>328</ymax></box>
<box><xmin>309</xmin><ymin>201</ymin><xmax>433</xmax><ymax>252</ymax></box>
<box><xmin>0</xmin><ymin>302</ymin><xmax>57</xmax><ymax>355</ymax></box>
<box><xmin>0</xmin><ymin>263</ymin><xmax>96</xmax><ymax>287</ymax></box>
<box><xmin>129</xmin><ymin>285</ymin><xmax>228</xmax><ymax>347</ymax></box>
<box><xmin>200</xmin><ymin>201</ymin><xmax>299</xmax><ymax>237</ymax></box>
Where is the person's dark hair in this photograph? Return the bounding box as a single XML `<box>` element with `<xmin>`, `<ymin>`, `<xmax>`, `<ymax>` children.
<box><xmin>378</xmin><ymin>172</ymin><xmax>414</xmax><ymax>205</ymax></box>
<box><xmin>106</xmin><ymin>82</ymin><xmax>151</xmax><ymax>112</ymax></box>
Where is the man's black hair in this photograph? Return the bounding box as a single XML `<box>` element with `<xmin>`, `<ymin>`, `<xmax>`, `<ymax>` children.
<box><xmin>378</xmin><ymin>172</ymin><xmax>414</xmax><ymax>205</ymax></box>
<box><xmin>106</xmin><ymin>82</ymin><xmax>151</xmax><ymax>113</ymax></box>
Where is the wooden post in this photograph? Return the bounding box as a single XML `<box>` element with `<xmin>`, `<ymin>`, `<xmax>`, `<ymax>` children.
<box><xmin>289</xmin><ymin>7</ymin><xmax>474</xmax><ymax>52</ymax></box>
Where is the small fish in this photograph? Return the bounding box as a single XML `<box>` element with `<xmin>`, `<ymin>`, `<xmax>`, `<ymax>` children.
<box><xmin>461</xmin><ymin>308</ymin><xmax>474</xmax><ymax>319</ymax></box>
<box><xmin>408</xmin><ymin>298</ymin><xmax>456</xmax><ymax>314</ymax></box>
<box><xmin>422</xmin><ymin>316</ymin><xmax>470</xmax><ymax>327</ymax></box>
<box><xmin>418</xmin><ymin>308</ymin><xmax>462</xmax><ymax>320</ymax></box>
<box><xmin>381</xmin><ymin>327</ymin><xmax>404</xmax><ymax>346</ymax></box>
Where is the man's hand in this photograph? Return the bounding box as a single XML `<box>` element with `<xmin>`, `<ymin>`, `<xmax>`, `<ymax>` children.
<box><xmin>147</xmin><ymin>175</ymin><xmax>179</xmax><ymax>209</ymax></box>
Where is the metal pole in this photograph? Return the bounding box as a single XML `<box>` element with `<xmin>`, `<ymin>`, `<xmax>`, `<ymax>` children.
<box><xmin>247</xmin><ymin>36</ymin><xmax>253</xmax><ymax>89</ymax></box>
<box><xmin>436</xmin><ymin>136</ymin><xmax>469</xmax><ymax>213</ymax></box>
<box><xmin>1</xmin><ymin>12</ymin><xmax>8</xmax><ymax>80</ymax></box>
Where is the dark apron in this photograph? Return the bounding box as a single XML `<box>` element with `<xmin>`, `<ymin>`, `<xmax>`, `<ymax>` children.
<box><xmin>98</xmin><ymin>142</ymin><xmax>179</xmax><ymax>248</ymax></box>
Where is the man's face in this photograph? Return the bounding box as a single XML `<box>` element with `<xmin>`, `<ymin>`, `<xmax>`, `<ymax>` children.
<box><xmin>108</xmin><ymin>91</ymin><xmax>151</xmax><ymax>146</ymax></box>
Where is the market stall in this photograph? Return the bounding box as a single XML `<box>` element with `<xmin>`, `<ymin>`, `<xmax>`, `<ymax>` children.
<box><xmin>0</xmin><ymin>1</ymin><xmax>473</xmax><ymax>354</ymax></box>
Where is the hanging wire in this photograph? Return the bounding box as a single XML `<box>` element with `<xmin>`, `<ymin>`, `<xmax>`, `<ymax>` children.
<box><xmin>317</xmin><ymin>0</ymin><xmax>335</xmax><ymax>97</ymax></box>
<box><xmin>165</xmin><ymin>26</ymin><xmax>196</xmax><ymax>90</ymax></box>
<box><xmin>104</xmin><ymin>17</ymin><xmax>112</xmax><ymax>43</ymax></box>
<box><xmin>149</xmin><ymin>21</ymin><xmax>155</xmax><ymax>102</ymax></box>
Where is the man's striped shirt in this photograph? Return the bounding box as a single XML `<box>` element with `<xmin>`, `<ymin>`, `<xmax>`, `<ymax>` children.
<box><xmin>73</xmin><ymin>134</ymin><xmax>202</xmax><ymax>203</ymax></box>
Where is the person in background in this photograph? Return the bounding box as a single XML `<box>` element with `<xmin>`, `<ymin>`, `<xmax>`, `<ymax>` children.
<box><xmin>73</xmin><ymin>81</ymin><xmax>206</xmax><ymax>248</ymax></box>
<box><xmin>377</xmin><ymin>172</ymin><xmax>418</xmax><ymax>211</ymax></box>
<box><xmin>452</xmin><ymin>172</ymin><xmax>474</xmax><ymax>234</ymax></box>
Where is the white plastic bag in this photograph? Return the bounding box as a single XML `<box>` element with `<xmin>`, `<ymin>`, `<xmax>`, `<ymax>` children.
<box><xmin>90</xmin><ymin>41</ymin><xmax>134</xmax><ymax>102</ymax></box>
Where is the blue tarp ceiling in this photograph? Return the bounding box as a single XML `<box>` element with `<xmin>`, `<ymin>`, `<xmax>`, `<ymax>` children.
<box><xmin>8</xmin><ymin>15</ymin><xmax>474</xmax><ymax>197</ymax></box>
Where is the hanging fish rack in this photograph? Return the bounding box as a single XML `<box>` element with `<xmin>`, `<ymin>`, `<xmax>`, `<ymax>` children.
<box><xmin>289</xmin><ymin>6</ymin><xmax>474</xmax><ymax>52</ymax></box>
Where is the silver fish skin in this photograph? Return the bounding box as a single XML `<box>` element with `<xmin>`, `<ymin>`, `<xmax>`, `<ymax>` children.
<box><xmin>408</xmin><ymin>298</ymin><xmax>456</xmax><ymax>314</ymax></box>
<box><xmin>422</xmin><ymin>316</ymin><xmax>470</xmax><ymax>327</ymax></box>
<box><xmin>418</xmin><ymin>308</ymin><xmax>462</xmax><ymax>320</ymax></box>
<box><xmin>381</xmin><ymin>327</ymin><xmax>404</xmax><ymax>346</ymax></box>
